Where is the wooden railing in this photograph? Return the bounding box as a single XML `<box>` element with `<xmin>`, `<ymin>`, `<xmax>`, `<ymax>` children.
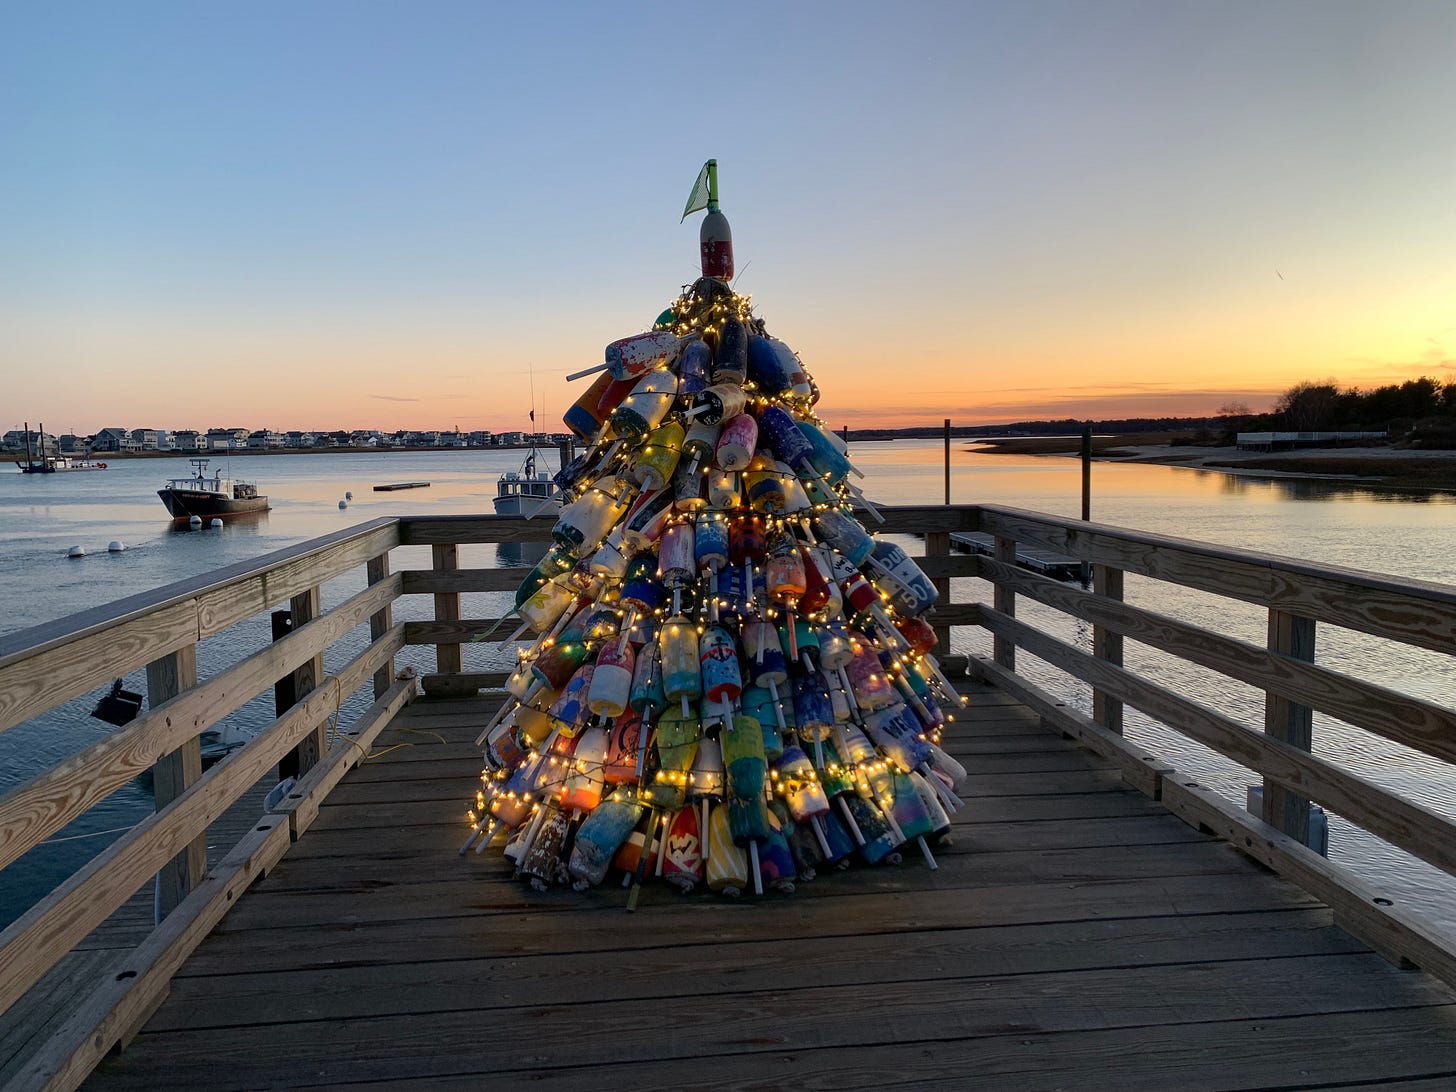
<box><xmin>1</xmin><ymin>504</ymin><xmax>1454</xmax><ymax>1086</ymax></box>
<box><xmin>967</xmin><ymin>503</ymin><xmax>1456</xmax><ymax>983</ymax></box>
<box><xmin>0</xmin><ymin>518</ymin><xmax>410</xmax><ymax>1089</ymax></box>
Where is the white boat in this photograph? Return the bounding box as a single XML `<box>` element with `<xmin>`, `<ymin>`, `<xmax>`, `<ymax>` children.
<box><xmin>18</xmin><ymin>454</ymin><xmax>109</xmax><ymax>474</ymax></box>
<box><xmin>493</xmin><ymin>448</ymin><xmax>560</xmax><ymax>516</ymax></box>
<box><xmin>15</xmin><ymin>422</ymin><xmax>109</xmax><ymax>473</ymax></box>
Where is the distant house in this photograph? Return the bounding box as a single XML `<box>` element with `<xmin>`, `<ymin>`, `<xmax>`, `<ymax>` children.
<box><xmin>247</xmin><ymin>430</ymin><xmax>286</xmax><ymax>449</ymax></box>
<box><xmin>439</xmin><ymin>430</ymin><xmax>465</xmax><ymax>448</ymax></box>
<box><xmin>91</xmin><ymin>428</ymin><xmax>136</xmax><ymax>453</ymax></box>
<box><xmin>205</xmin><ymin>428</ymin><xmax>249</xmax><ymax>451</ymax></box>
<box><xmin>171</xmin><ymin>430</ymin><xmax>206</xmax><ymax>452</ymax></box>
<box><xmin>467</xmin><ymin>430</ymin><xmax>493</xmax><ymax>447</ymax></box>
<box><xmin>285</xmin><ymin>431</ymin><xmax>316</xmax><ymax>448</ymax></box>
<box><xmin>496</xmin><ymin>431</ymin><xmax>526</xmax><ymax>446</ymax></box>
<box><xmin>2</xmin><ymin>428</ymin><xmax>57</xmax><ymax>454</ymax></box>
<box><xmin>130</xmin><ymin>428</ymin><xmax>167</xmax><ymax>451</ymax></box>
<box><xmin>59</xmin><ymin>434</ymin><xmax>88</xmax><ymax>454</ymax></box>
<box><xmin>350</xmin><ymin>430</ymin><xmax>382</xmax><ymax>448</ymax></box>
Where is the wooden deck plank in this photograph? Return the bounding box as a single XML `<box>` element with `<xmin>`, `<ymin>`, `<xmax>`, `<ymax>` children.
<box><xmin>283</xmin><ymin>1007</ymin><xmax>1456</xmax><ymax>1092</ymax></box>
<box><xmin>156</xmin><ymin>871</ymin><xmax>1324</xmax><ymax>978</ymax></box>
<box><xmin>78</xmin><ymin>683</ymin><xmax>1456</xmax><ymax>1090</ymax></box>
<box><xmin>83</xmin><ymin>964</ymin><xmax>1456</xmax><ymax>1089</ymax></box>
<box><xmin>141</xmin><ymin>908</ymin><xmax>1359</xmax><ymax>1030</ymax></box>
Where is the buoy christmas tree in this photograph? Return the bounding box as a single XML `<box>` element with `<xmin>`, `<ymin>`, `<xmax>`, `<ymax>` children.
<box><xmin>461</xmin><ymin>161</ymin><xmax>969</xmax><ymax>907</ymax></box>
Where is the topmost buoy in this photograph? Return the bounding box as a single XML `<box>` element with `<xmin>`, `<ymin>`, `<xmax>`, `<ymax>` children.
<box><xmin>683</xmin><ymin>159</ymin><xmax>733</xmax><ymax>282</ymax></box>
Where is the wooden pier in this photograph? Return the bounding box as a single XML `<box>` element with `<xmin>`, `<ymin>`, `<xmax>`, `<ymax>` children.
<box><xmin>3</xmin><ymin>506</ymin><xmax>1456</xmax><ymax>1089</ymax></box>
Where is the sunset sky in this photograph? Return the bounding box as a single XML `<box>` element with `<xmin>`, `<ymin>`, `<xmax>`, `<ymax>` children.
<box><xmin>4</xmin><ymin>1</ymin><xmax>1454</xmax><ymax>434</ymax></box>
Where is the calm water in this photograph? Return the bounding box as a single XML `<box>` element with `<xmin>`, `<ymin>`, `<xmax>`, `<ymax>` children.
<box><xmin>2</xmin><ymin>444</ymin><xmax>1454</xmax><ymax>929</ymax></box>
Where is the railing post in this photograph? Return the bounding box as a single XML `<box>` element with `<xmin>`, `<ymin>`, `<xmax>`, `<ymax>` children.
<box><xmin>146</xmin><ymin>644</ymin><xmax>205</xmax><ymax>919</ymax></box>
<box><xmin>432</xmin><ymin>543</ymin><xmax>462</xmax><ymax>676</ymax></box>
<box><xmin>993</xmin><ymin>535</ymin><xmax>1017</xmax><ymax>670</ymax></box>
<box><xmin>1264</xmin><ymin>609</ymin><xmax>1316</xmax><ymax>843</ymax></box>
<box><xmin>367</xmin><ymin>552</ymin><xmax>394</xmax><ymax>698</ymax></box>
<box><xmin>275</xmin><ymin>585</ymin><xmax>325</xmax><ymax>780</ymax></box>
<box><xmin>926</xmin><ymin>531</ymin><xmax>952</xmax><ymax>652</ymax></box>
<box><xmin>1092</xmin><ymin>564</ymin><xmax>1124</xmax><ymax>734</ymax></box>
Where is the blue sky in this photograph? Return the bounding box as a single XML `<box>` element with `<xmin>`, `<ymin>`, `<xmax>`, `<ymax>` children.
<box><xmin>3</xmin><ymin>1</ymin><xmax>1454</xmax><ymax>431</ymax></box>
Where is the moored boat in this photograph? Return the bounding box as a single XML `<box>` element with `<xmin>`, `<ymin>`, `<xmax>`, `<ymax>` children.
<box><xmin>19</xmin><ymin>454</ymin><xmax>109</xmax><ymax>473</ymax></box>
<box><xmin>14</xmin><ymin>422</ymin><xmax>107</xmax><ymax>472</ymax></box>
<box><xmin>158</xmin><ymin>458</ymin><xmax>269</xmax><ymax>519</ymax></box>
<box><xmin>493</xmin><ymin>447</ymin><xmax>560</xmax><ymax>516</ymax></box>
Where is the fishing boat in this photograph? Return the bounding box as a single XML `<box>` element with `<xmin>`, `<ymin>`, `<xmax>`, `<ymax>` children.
<box><xmin>158</xmin><ymin>458</ymin><xmax>269</xmax><ymax>519</ymax></box>
<box><xmin>493</xmin><ymin>445</ymin><xmax>560</xmax><ymax>516</ymax></box>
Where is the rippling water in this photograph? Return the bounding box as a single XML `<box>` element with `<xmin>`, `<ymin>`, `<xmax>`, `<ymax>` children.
<box><xmin>2</xmin><ymin>444</ymin><xmax>1453</xmax><ymax>929</ymax></box>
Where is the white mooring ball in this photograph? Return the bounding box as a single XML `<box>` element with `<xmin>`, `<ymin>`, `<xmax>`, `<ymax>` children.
<box><xmin>345</xmin><ymin>490</ymin><xmax>353</xmax><ymax>500</ymax></box>
<box><xmin>339</xmin><ymin>499</ymin><xmax>348</xmax><ymax>509</ymax></box>
<box><xmin>188</xmin><ymin>515</ymin><xmax>202</xmax><ymax>528</ymax></box>
<box><xmin>210</xmin><ymin>518</ymin><xmax>223</xmax><ymax>528</ymax></box>
<box><xmin>68</xmin><ymin>545</ymin><xmax>86</xmax><ymax>558</ymax></box>
<box><xmin>107</xmin><ymin>540</ymin><xmax>126</xmax><ymax>553</ymax></box>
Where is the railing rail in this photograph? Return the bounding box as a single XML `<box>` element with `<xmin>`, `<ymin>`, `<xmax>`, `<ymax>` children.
<box><xmin>0</xmin><ymin>517</ymin><xmax>408</xmax><ymax>1087</ymax></box>
<box><xmin>970</xmin><ymin>502</ymin><xmax>1456</xmax><ymax>980</ymax></box>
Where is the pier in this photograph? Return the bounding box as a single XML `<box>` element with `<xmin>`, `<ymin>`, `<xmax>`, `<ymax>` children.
<box><xmin>2</xmin><ymin>505</ymin><xmax>1455</xmax><ymax>1088</ymax></box>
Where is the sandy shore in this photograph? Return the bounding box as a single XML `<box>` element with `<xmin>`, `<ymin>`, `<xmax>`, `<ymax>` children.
<box><xmin>971</xmin><ymin>436</ymin><xmax>1456</xmax><ymax>492</ymax></box>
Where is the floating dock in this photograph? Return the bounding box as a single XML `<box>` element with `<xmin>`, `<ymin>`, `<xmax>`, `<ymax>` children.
<box><xmin>949</xmin><ymin>530</ymin><xmax>1083</xmax><ymax>580</ymax></box>
<box><xmin>372</xmin><ymin>481</ymin><xmax>431</xmax><ymax>492</ymax></box>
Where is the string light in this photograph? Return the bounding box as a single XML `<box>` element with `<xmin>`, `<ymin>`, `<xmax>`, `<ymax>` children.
<box><xmin>466</xmin><ymin>245</ymin><xmax>958</xmax><ymax>893</ymax></box>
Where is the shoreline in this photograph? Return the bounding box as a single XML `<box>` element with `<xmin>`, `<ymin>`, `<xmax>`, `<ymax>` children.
<box><xmin>1</xmin><ymin>443</ymin><xmax>549</xmax><ymax>465</ymax></box>
<box><xmin>969</xmin><ymin>435</ymin><xmax>1456</xmax><ymax>494</ymax></box>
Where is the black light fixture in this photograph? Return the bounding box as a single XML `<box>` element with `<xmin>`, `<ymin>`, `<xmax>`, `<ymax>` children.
<box><xmin>90</xmin><ymin>679</ymin><xmax>143</xmax><ymax>727</ymax></box>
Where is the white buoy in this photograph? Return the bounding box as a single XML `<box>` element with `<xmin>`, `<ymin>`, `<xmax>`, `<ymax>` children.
<box><xmin>189</xmin><ymin>515</ymin><xmax>202</xmax><ymax>528</ymax></box>
<box><xmin>107</xmin><ymin>540</ymin><xmax>126</xmax><ymax>553</ymax></box>
<box><xmin>345</xmin><ymin>490</ymin><xmax>353</xmax><ymax>500</ymax></box>
<box><xmin>339</xmin><ymin>499</ymin><xmax>348</xmax><ymax>509</ymax></box>
<box><xmin>210</xmin><ymin>518</ymin><xmax>223</xmax><ymax>528</ymax></box>
<box><xmin>68</xmin><ymin>545</ymin><xmax>86</xmax><ymax>558</ymax></box>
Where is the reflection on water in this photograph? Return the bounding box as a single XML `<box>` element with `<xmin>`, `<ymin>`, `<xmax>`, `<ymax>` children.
<box><xmin>167</xmin><ymin>511</ymin><xmax>271</xmax><ymax>535</ymax></box>
<box><xmin>494</xmin><ymin>540</ymin><xmax>549</xmax><ymax>569</ymax></box>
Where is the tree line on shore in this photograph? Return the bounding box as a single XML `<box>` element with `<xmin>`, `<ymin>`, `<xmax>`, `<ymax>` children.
<box><xmin>845</xmin><ymin>373</ymin><xmax>1456</xmax><ymax>450</ymax></box>
<box><xmin>1256</xmin><ymin>376</ymin><xmax>1456</xmax><ymax>446</ymax></box>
